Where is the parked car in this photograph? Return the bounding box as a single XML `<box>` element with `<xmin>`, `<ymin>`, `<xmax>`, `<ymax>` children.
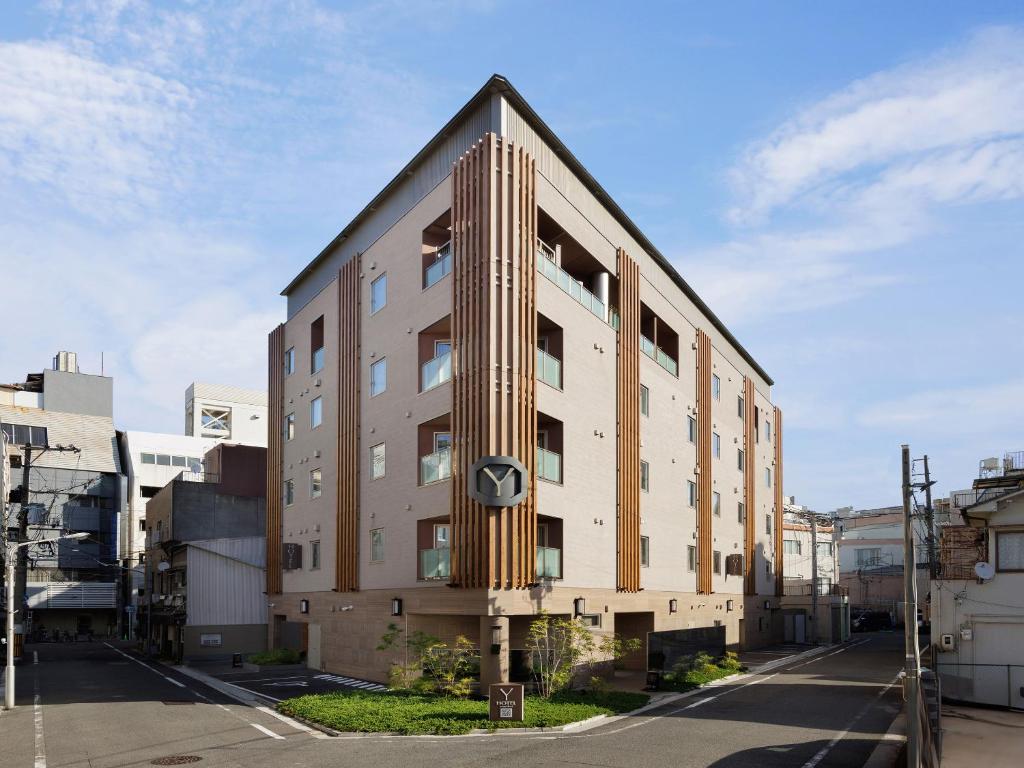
<box><xmin>852</xmin><ymin>611</ymin><xmax>893</xmax><ymax>632</ymax></box>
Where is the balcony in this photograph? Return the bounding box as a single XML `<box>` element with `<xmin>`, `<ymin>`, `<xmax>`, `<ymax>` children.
<box><xmin>536</xmin><ymin>447</ymin><xmax>562</xmax><ymax>484</ymax></box>
<box><xmin>424</xmin><ymin>241</ymin><xmax>452</xmax><ymax>289</ymax></box>
<box><xmin>536</xmin><ymin>347</ymin><xmax>562</xmax><ymax>390</ymax></box>
<box><xmin>537</xmin><ymin>242</ymin><xmax>609</xmax><ymax>322</ymax></box>
<box><xmin>640</xmin><ymin>333</ymin><xmax>678</xmax><ymax>376</ymax></box>
<box><xmin>420</xmin><ymin>447</ymin><xmax>452</xmax><ymax>485</ymax></box>
<box><xmin>536</xmin><ymin>546</ymin><xmax>562</xmax><ymax>579</ymax></box>
<box><xmin>419</xmin><ymin>547</ymin><xmax>450</xmax><ymax>580</ymax></box>
<box><xmin>421</xmin><ymin>349</ymin><xmax>452</xmax><ymax>392</ymax></box>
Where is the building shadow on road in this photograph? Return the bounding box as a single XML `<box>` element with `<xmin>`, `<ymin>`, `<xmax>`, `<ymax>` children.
<box><xmin>705</xmin><ymin>738</ymin><xmax>885</xmax><ymax>767</ymax></box>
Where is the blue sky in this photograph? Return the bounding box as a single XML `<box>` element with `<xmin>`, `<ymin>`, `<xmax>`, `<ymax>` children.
<box><xmin>2</xmin><ymin>1</ymin><xmax>1023</xmax><ymax>511</ymax></box>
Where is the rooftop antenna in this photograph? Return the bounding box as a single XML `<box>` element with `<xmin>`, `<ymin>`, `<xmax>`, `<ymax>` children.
<box><xmin>101</xmin><ymin>351</ymin><xmax>104</xmax><ymax>376</ymax></box>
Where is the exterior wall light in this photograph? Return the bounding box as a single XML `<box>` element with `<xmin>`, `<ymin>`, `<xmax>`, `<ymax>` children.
<box><xmin>669</xmin><ymin>599</ymin><xmax>678</xmax><ymax>614</ymax></box>
<box><xmin>299</xmin><ymin>599</ymin><xmax>309</xmax><ymax>614</ymax></box>
<box><xmin>573</xmin><ymin>597</ymin><xmax>586</xmax><ymax>617</ymax></box>
<box><xmin>490</xmin><ymin>624</ymin><xmax>502</xmax><ymax>655</ymax></box>
<box><xmin>726</xmin><ymin>599</ymin><xmax>734</xmax><ymax>612</ymax></box>
<box><xmin>391</xmin><ymin>597</ymin><xmax>403</xmax><ymax>616</ymax></box>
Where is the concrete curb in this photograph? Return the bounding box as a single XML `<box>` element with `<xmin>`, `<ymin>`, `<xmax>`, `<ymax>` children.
<box><xmin>863</xmin><ymin>710</ymin><xmax>907</xmax><ymax>768</ymax></box>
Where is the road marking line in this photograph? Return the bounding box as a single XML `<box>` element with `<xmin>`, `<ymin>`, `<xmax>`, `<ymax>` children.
<box><xmin>799</xmin><ymin>673</ymin><xmax>902</xmax><ymax>768</ymax></box>
<box><xmin>789</xmin><ymin>639</ymin><xmax>868</xmax><ymax>670</ymax></box>
<box><xmin>683</xmin><ymin>697</ymin><xmax>713</xmax><ymax>710</ymax></box>
<box><xmin>34</xmin><ymin>690</ymin><xmax>46</xmax><ymax>768</ymax></box>
<box><xmin>232</xmin><ymin>675</ymin><xmax>307</xmax><ymax>683</ymax></box>
<box><xmin>250</xmin><ymin>723</ymin><xmax>285</xmax><ymax>740</ymax></box>
<box><xmin>164</xmin><ymin>676</ymin><xmax>186</xmax><ymax>688</ymax></box>
<box><xmin>33</xmin><ymin>651</ymin><xmax>38</xmax><ymax>665</ymax></box>
<box><xmin>254</xmin><ymin>705</ymin><xmax>328</xmax><ymax>739</ymax></box>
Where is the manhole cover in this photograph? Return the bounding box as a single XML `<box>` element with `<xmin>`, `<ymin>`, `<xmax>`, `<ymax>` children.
<box><xmin>151</xmin><ymin>757</ymin><xmax>202</xmax><ymax>766</ymax></box>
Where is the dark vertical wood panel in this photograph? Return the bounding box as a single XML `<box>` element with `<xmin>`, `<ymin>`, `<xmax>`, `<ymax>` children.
<box><xmin>616</xmin><ymin>249</ymin><xmax>641</xmax><ymax>593</ymax></box>
<box><xmin>336</xmin><ymin>258</ymin><xmax>360</xmax><ymax>592</ymax></box>
<box><xmin>744</xmin><ymin>377</ymin><xmax>756</xmax><ymax>595</ymax></box>
<box><xmin>266</xmin><ymin>324</ymin><xmax>284</xmax><ymax>595</ymax></box>
<box><xmin>696</xmin><ymin>329</ymin><xmax>714</xmax><ymax>594</ymax></box>
<box><xmin>774</xmin><ymin>406</ymin><xmax>784</xmax><ymax>597</ymax></box>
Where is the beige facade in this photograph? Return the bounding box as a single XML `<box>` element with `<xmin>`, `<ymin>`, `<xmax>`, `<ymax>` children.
<box><xmin>267</xmin><ymin>76</ymin><xmax>784</xmax><ymax>685</ymax></box>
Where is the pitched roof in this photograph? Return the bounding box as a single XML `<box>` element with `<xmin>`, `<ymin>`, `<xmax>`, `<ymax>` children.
<box><xmin>283</xmin><ymin>74</ymin><xmax>772</xmax><ymax>385</ymax></box>
<box><xmin>0</xmin><ymin>404</ymin><xmax>120</xmax><ymax>474</ymax></box>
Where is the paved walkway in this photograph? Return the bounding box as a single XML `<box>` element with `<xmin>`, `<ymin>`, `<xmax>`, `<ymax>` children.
<box><xmin>941</xmin><ymin>703</ymin><xmax>1024</xmax><ymax>768</ymax></box>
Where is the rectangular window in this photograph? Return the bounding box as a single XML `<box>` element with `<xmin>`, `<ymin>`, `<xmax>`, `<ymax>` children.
<box><xmin>311</xmin><ymin>315</ymin><xmax>325</xmax><ymax>374</ymax></box>
<box><xmin>687</xmin><ymin>545</ymin><xmax>697</xmax><ymax>572</ymax></box>
<box><xmin>783</xmin><ymin>539</ymin><xmax>801</xmax><ymax>555</ymax></box>
<box><xmin>284</xmin><ymin>347</ymin><xmax>295</xmax><ymax>376</ymax></box>
<box><xmin>640</xmin><ymin>536</ymin><xmax>650</xmax><ymax>567</ymax></box>
<box><xmin>640</xmin><ymin>384</ymin><xmax>649</xmax><ymax>416</ymax></box>
<box><xmin>284</xmin><ymin>479</ymin><xmax>294</xmax><ymax>506</ymax></box>
<box><xmin>640</xmin><ymin>460</ymin><xmax>649</xmax><ymax>492</ymax></box>
<box><xmin>765</xmin><ymin>467</ymin><xmax>772</xmax><ymax>488</ymax></box>
<box><xmin>687</xmin><ymin>480</ymin><xmax>697</xmax><ymax>508</ymax></box>
<box><xmin>754</xmin><ymin>406</ymin><xmax>760</xmax><ymax>442</ymax></box>
<box><xmin>370</xmin><ymin>528</ymin><xmax>385</xmax><ymax>562</ymax></box>
<box><xmin>856</xmin><ymin>547</ymin><xmax>881</xmax><ymax>567</ymax></box>
<box><xmin>310</xmin><ymin>540</ymin><xmax>321</xmax><ymax>570</ymax></box>
<box><xmin>712</xmin><ymin>374</ymin><xmax>720</xmax><ymax>400</ymax></box>
<box><xmin>370</xmin><ymin>358</ymin><xmax>387</xmax><ymax>397</ymax></box>
<box><xmin>370</xmin><ymin>273</ymin><xmax>387</xmax><ymax>314</ymax></box>
<box><xmin>156</xmin><ymin>454</ymin><xmax>171</xmax><ymax>466</ymax></box>
<box><xmin>579</xmin><ymin>614</ymin><xmax>602</xmax><ymax>628</ymax></box>
<box><xmin>738</xmin><ymin>395</ymin><xmax>744</xmax><ymax>419</ymax></box>
<box><xmin>712</xmin><ymin>432</ymin><xmax>721</xmax><ymax>459</ymax></box>
<box><xmin>310</xmin><ymin>468</ymin><xmax>322</xmax><ymax>498</ymax></box>
<box><xmin>713</xmin><ymin>491</ymin><xmax>721</xmax><ymax>517</ymax></box>
<box><xmin>765</xmin><ymin>418</ymin><xmax>771</xmax><ymax>443</ymax></box>
<box><xmin>284</xmin><ymin>413</ymin><xmax>295</xmax><ymax>441</ymax></box>
<box><xmin>738</xmin><ymin>501</ymin><xmax>745</xmax><ymax>523</ymax></box>
<box><xmin>370</xmin><ymin>443</ymin><xmax>386</xmax><ymax>480</ymax></box>
<box><xmin>737</xmin><ymin>448</ymin><xmax>745</xmax><ymax>472</ymax></box>
<box><xmin>713</xmin><ymin>550</ymin><xmax>721</xmax><ymax>575</ymax></box>
<box><xmin>996</xmin><ymin>531</ymin><xmax>1024</xmax><ymax>571</ymax></box>
<box><xmin>817</xmin><ymin>542</ymin><xmax>834</xmax><ymax>559</ymax></box>
<box><xmin>171</xmin><ymin>455</ymin><xmax>186</xmax><ymax>467</ymax></box>
<box><xmin>766</xmin><ymin>514</ymin><xmax>772</xmax><ymax>535</ymax></box>
<box><xmin>141</xmin><ymin>453</ymin><xmax>156</xmax><ymax>465</ymax></box>
<box><xmin>688</xmin><ymin>416</ymin><xmax>696</xmax><ymax>444</ymax></box>
<box><xmin>310</xmin><ymin>396</ymin><xmax>323</xmax><ymax>429</ymax></box>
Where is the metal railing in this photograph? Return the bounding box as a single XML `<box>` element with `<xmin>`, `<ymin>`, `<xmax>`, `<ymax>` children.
<box><xmin>421</xmin><ymin>350</ymin><xmax>452</xmax><ymax>392</ymax></box>
<box><xmin>536</xmin><ymin>447</ymin><xmax>562</xmax><ymax>483</ymax></box>
<box><xmin>178</xmin><ymin>470</ymin><xmax>219</xmax><ymax>484</ymax></box>
<box><xmin>419</xmin><ymin>547</ymin><xmax>450</xmax><ymax>580</ymax></box>
<box><xmin>420</xmin><ymin>448</ymin><xmax>452</xmax><ymax>485</ymax></box>
<box><xmin>536</xmin><ymin>546</ymin><xmax>562</xmax><ymax>579</ymax></box>
<box><xmin>536</xmin><ymin>239</ymin><xmax>608</xmax><ymax>322</ymax></box>
<box><xmin>641</xmin><ymin>334</ymin><xmax>679</xmax><ymax>376</ymax></box>
<box><xmin>952</xmin><ymin>485</ymin><xmax>1020</xmax><ymax>509</ymax></box>
<box><xmin>536</xmin><ymin>348</ymin><xmax>562</xmax><ymax>389</ymax></box>
<box><xmin>424</xmin><ymin>241</ymin><xmax>452</xmax><ymax>289</ymax></box>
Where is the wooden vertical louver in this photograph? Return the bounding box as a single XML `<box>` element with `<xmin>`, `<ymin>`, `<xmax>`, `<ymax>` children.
<box><xmin>266</xmin><ymin>324</ymin><xmax>285</xmax><ymax>595</ymax></box>
<box><xmin>336</xmin><ymin>258</ymin><xmax>361</xmax><ymax>592</ymax></box>
<box><xmin>743</xmin><ymin>377</ymin><xmax>756</xmax><ymax>595</ymax></box>
<box><xmin>450</xmin><ymin>133</ymin><xmax>537</xmax><ymax>590</ymax></box>
<box><xmin>695</xmin><ymin>329</ymin><xmax>714</xmax><ymax>594</ymax></box>
<box><xmin>774</xmin><ymin>406</ymin><xmax>784</xmax><ymax>597</ymax></box>
<box><xmin>616</xmin><ymin>248</ymin><xmax>641</xmax><ymax>593</ymax></box>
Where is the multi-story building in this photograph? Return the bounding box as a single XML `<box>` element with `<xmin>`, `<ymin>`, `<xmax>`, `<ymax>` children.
<box><xmin>780</xmin><ymin>501</ymin><xmax>849</xmax><ymax>643</ymax></box>
<box><xmin>934</xmin><ymin>451</ymin><xmax>1024</xmax><ymax>708</ymax></box>
<box><xmin>143</xmin><ymin>443</ymin><xmax>267</xmax><ymax>660</ymax></box>
<box><xmin>265</xmin><ymin>75</ymin><xmax>785</xmax><ymax>685</ymax></box>
<box><xmin>185</xmin><ymin>382</ymin><xmax>268</xmax><ymax>446</ymax></box>
<box><xmin>0</xmin><ymin>352</ymin><xmax>124</xmax><ymax>639</ymax></box>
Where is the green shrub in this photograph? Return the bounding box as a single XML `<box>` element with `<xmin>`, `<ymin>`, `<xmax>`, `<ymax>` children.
<box><xmin>661</xmin><ymin>651</ymin><xmax>746</xmax><ymax>692</ymax></box>
<box><xmin>248</xmin><ymin>648</ymin><xmax>301</xmax><ymax>665</ymax></box>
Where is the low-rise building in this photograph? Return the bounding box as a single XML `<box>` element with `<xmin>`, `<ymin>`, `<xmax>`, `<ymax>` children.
<box><xmin>933</xmin><ymin>451</ymin><xmax>1024</xmax><ymax>709</ymax></box>
<box><xmin>185</xmin><ymin>383</ymin><xmax>267</xmax><ymax>446</ymax></box>
<box><xmin>143</xmin><ymin>443</ymin><xmax>267</xmax><ymax>661</ymax></box>
<box><xmin>781</xmin><ymin>501</ymin><xmax>849</xmax><ymax>643</ymax></box>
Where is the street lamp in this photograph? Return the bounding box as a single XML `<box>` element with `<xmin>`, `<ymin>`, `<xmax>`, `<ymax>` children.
<box><xmin>5</xmin><ymin>532</ymin><xmax>89</xmax><ymax>710</ymax></box>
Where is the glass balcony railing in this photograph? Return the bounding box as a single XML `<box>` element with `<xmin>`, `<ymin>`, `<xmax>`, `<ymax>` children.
<box><xmin>536</xmin><ymin>546</ymin><xmax>562</xmax><ymax>579</ymax></box>
<box><xmin>419</xmin><ymin>547</ymin><xmax>450</xmax><ymax>580</ymax></box>
<box><xmin>536</xmin><ymin>348</ymin><xmax>562</xmax><ymax>389</ymax></box>
<box><xmin>421</xmin><ymin>350</ymin><xmax>452</xmax><ymax>392</ymax></box>
<box><xmin>536</xmin><ymin>239</ymin><xmax>608</xmax><ymax>323</ymax></box>
<box><xmin>424</xmin><ymin>241</ymin><xmax>452</xmax><ymax>289</ymax></box>
<box><xmin>420</xmin><ymin>447</ymin><xmax>452</xmax><ymax>485</ymax></box>
<box><xmin>640</xmin><ymin>334</ymin><xmax>678</xmax><ymax>377</ymax></box>
<box><xmin>536</xmin><ymin>447</ymin><xmax>562</xmax><ymax>483</ymax></box>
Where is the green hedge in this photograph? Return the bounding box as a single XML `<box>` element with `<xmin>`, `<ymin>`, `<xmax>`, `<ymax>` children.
<box><xmin>278</xmin><ymin>689</ymin><xmax>649</xmax><ymax>735</ymax></box>
<box><xmin>660</xmin><ymin>651</ymin><xmax>745</xmax><ymax>692</ymax></box>
<box><xmin>247</xmin><ymin>648</ymin><xmax>302</xmax><ymax>665</ymax></box>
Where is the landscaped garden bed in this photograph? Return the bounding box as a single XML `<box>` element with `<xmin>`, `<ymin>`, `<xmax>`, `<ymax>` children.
<box><xmin>277</xmin><ymin>688</ymin><xmax>650</xmax><ymax>735</ymax></box>
<box><xmin>658</xmin><ymin>651</ymin><xmax>746</xmax><ymax>692</ymax></box>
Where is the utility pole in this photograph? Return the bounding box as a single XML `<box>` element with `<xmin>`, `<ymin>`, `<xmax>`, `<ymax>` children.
<box><xmin>13</xmin><ymin>445</ymin><xmax>32</xmax><ymax>656</ymax></box>
<box><xmin>923</xmin><ymin>455</ymin><xmax>937</xmax><ymax>579</ymax></box>
<box><xmin>810</xmin><ymin>513</ymin><xmax>819</xmax><ymax>644</ymax></box>
<box><xmin>902</xmin><ymin>444</ymin><xmax>921</xmax><ymax>768</ymax></box>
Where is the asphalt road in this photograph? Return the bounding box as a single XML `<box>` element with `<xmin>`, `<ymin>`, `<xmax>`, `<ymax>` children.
<box><xmin>0</xmin><ymin>632</ymin><xmax>905</xmax><ymax>768</ymax></box>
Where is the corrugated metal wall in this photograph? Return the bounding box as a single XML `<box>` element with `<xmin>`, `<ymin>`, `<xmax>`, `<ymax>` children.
<box><xmin>186</xmin><ymin>537</ymin><xmax>267</xmax><ymax>626</ymax></box>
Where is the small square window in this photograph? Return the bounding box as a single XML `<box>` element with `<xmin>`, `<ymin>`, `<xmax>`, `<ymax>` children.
<box><xmin>640</xmin><ymin>460</ymin><xmax>649</xmax><ymax>492</ymax></box>
<box><xmin>713</xmin><ymin>491</ymin><xmax>721</xmax><ymax>517</ymax></box>
<box><xmin>284</xmin><ymin>347</ymin><xmax>296</xmax><ymax>376</ymax></box>
<box><xmin>687</xmin><ymin>480</ymin><xmax>697</xmax><ymax>508</ymax></box>
<box><xmin>310</xmin><ymin>468</ymin><xmax>322</xmax><ymax>499</ymax></box>
<box><xmin>284</xmin><ymin>479</ymin><xmax>294</xmax><ymax>506</ymax></box>
<box><xmin>688</xmin><ymin>416</ymin><xmax>696</xmax><ymax>444</ymax></box>
<box><xmin>370</xmin><ymin>358</ymin><xmax>387</xmax><ymax>397</ymax></box>
<box><xmin>640</xmin><ymin>536</ymin><xmax>650</xmax><ymax>567</ymax></box>
<box><xmin>687</xmin><ymin>545</ymin><xmax>697</xmax><ymax>572</ymax></box>
<box><xmin>370</xmin><ymin>528</ymin><xmax>385</xmax><ymax>562</ymax></box>
<box><xmin>640</xmin><ymin>385</ymin><xmax>649</xmax><ymax>417</ymax></box>
<box><xmin>370</xmin><ymin>443</ymin><xmax>386</xmax><ymax>480</ymax></box>
<box><xmin>712</xmin><ymin>374</ymin><xmax>720</xmax><ymax>401</ymax></box>
<box><xmin>370</xmin><ymin>273</ymin><xmax>387</xmax><ymax>314</ymax></box>
<box><xmin>310</xmin><ymin>397</ymin><xmax>323</xmax><ymax>429</ymax></box>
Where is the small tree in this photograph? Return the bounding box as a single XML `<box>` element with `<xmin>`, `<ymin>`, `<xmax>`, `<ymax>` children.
<box><xmin>377</xmin><ymin>624</ymin><xmax>476</xmax><ymax>697</ymax></box>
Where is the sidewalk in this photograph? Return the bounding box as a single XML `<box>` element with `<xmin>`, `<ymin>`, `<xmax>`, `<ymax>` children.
<box><xmin>941</xmin><ymin>703</ymin><xmax>1024</xmax><ymax>768</ymax></box>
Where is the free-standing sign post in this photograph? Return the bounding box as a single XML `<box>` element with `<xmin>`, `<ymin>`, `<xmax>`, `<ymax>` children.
<box><xmin>488</xmin><ymin>683</ymin><xmax>524</xmax><ymax>722</ymax></box>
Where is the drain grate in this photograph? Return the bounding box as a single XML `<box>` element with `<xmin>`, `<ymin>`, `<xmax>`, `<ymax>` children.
<box><xmin>151</xmin><ymin>757</ymin><xmax>202</xmax><ymax>765</ymax></box>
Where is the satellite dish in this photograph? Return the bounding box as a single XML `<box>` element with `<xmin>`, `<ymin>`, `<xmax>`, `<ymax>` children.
<box><xmin>157</xmin><ymin>561</ymin><xmax>171</xmax><ymax>573</ymax></box>
<box><xmin>975</xmin><ymin>561</ymin><xmax>995</xmax><ymax>580</ymax></box>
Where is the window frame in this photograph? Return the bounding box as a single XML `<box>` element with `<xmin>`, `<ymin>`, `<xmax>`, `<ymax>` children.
<box><xmin>310</xmin><ymin>396</ymin><xmax>323</xmax><ymax>429</ymax></box>
<box><xmin>284</xmin><ymin>412</ymin><xmax>295</xmax><ymax>441</ymax></box>
<box><xmin>370</xmin><ymin>272</ymin><xmax>387</xmax><ymax>314</ymax></box>
<box><xmin>640</xmin><ymin>384</ymin><xmax>649</xmax><ymax>417</ymax></box>
<box><xmin>284</xmin><ymin>347</ymin><xmax>296</xmax><ymax>376</ymax></box>
<box><xmin>687</xmin><ymin>480</ymin><xmax>697</xmax><ymax>508</ymax></box>
<box><xmin>310</xmin><ymin>468</ymin><xmax>322</xmax><ymax>499</ymax></box>
<box><xmin>370</xmin><ymin>442</ymin><xmax>386</xmax><ymax>480</ymax></box>
<box><xmin>640</xmin><ymin>535</ymin><xmax>650</xmax><ymax>568</ymax></box>
<box><xmin>370</xmin><ymin>357</ymin><xmax>387</xmax><ymax>397</ymax></box>
<box><xmin>370</xmin><ymin>528</ymin><xmax>385</xmax><ymax>563</ymax></box>
<box><xmin>687</xmin><ymin>545</ymin><xmax>697</xmax><ymax>572</ymax></box>
<box><xmin>712</xmin><ymin>491</ymin><xmax>721</xmax><ymax>517</ymax></box>
<box><xmin>687</xmin><ymin>416</ymin><xmax>696</xmax><ymax>444</ymax></box>
<box><xmin>995</xmin><ymin>530</ymin><xmax>1024</xmax><ymax>573</ymax></box>
<box><xmin>712</xmin><ymin>431</ymin><xmax>721</xmax><ymax>459</ymax></box>
<box><xmin>284</xmin><ymin>479</ymin><xmax>295</xmax><ymax>506</ymax></box>
<box><xmin>310</xmin><ymin>540</ymin><xmax>321</xmax><ymax>570</ymax></box>
<box><xmin>640</xmin><ymin>460</ymin><xmax>650</xmax><ymax>492</ymax></box>
<box><xmin>712</xmin><ymin>374</ymin><xmax>721</xmax><ymax>401</ymax></box>
<box><xmin>713</xmin><ymin>550</ymin><xmax>722</xmax><ymax>575</ymax></box>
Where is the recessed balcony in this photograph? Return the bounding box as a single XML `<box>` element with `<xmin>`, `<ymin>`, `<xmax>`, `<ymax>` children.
<box><xmin>418</xmin><ymin>415</ymin><xmax>452</xmax><ymax>486</ymax></box>
<box><xmin>419</xmin><ymin>546</ymin><xmax>450</xmax><ymax>580</ymax></box>
<box><xmin>420</xmin><ymin>447</ymin><xmax>452</xmax><ymax>485</ymax></box>
<box><xmin>419</xmin><ymin>316</ymin><xmax>452</xmax><ymax>393</ymax></box>
<box><xmin>422</xmin><ymin>210</ymin><xmax>452</xmax><ymax>290</ymax></box>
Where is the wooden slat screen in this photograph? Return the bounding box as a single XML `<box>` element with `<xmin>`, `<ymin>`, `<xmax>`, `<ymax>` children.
<box><xmin>266</xmin><ymin>324</ymin><xmax>284</xmax><ymax>595</ymax></box>
<box><xmin>450</xmin><ymin>133</ymin><xmax>537</xmax><ymax>589</ymax></box>
<box><xmin>336</xmin><ymin>258</ymin><xmax>361</xmax><ymax>592</ymax></box>
<box><xmin>695</xmin><ymin>329</ymin><xmax>714</xmax><ymax>594</ymax></box>
<box><xmin>616</xmin><ymin>248</ymin><xmax>641</xmax><ymax>592</ymax></box>
<box><xmin>774</xmin><ymin>406</ymin><xmax>784</xmax><ymax>596</ymax></box>
<box><xmin>743</xmin><ymin>377</ymin><xmax>757</xmax><ymax>595</ymax></box>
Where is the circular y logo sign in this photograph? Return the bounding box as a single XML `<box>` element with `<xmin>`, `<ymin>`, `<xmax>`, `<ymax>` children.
<box><xmin>469</xmin><ymin>455</ymin><xmax>528</xmax><ymax>507</ymax></box>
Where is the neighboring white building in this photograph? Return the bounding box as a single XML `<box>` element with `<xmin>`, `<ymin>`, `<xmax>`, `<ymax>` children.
<box><xmin>185</xmin><ymin>383</ymin><xmax>267</xmax><ymax>446</ymax></box>
<box><xmin>933</xmin><ymin>452</ymin><xmax>1024</xmax><ymax>709</ymax></box>
<box><xmin>781</xmin><ymin>501</ymin><xmax>849</xmax><ymax>643</ymax></box>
